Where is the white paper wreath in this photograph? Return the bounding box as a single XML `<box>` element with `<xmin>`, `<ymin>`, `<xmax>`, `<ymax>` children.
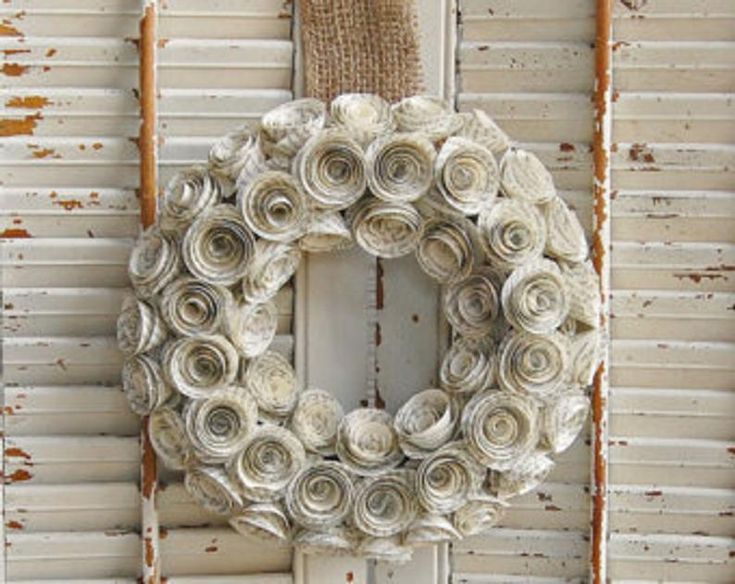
<box><xmin>119</xmin><ymin>94</ymin><xmax>602</xmax><ymax>562</ymax></box>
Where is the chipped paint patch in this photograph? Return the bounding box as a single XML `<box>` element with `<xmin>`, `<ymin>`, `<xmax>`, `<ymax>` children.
<box><xmin>5</xmin><ymin>95</ymin><xmax>50</xmax><ymax>109</ymax></box>
<box><xmin>2</xmin><ymin>62</ymin><xmax>29</xmax><ymax>76</ymax></box>
<box><xmin>0</xmin><ymin>113</ymin><xmax>41</xmax><ymax>137</ymax></box>
<box><xmin>0</xmin><ymin>228</ymin><xmax>31</xmax><ymax>238</ymax></box>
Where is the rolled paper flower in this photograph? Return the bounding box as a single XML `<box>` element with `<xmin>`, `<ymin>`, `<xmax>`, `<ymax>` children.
<box><xmin>391</xmin><ymin>95</ymin><xmax>463</xmax><ymax>141</ymax></box>
<box><xmin>241</xmin><ymin>240</ymin><xmax>301</xmax><ymax>304</ymax></box>
<box><xmin>117</xmin><ymin>296</ymin><xmax>167</xmax><ymax>356</ymax></box>
<box><xmin>477</xmin><ymin>198</ymin><xmax>546</xmax><ymax>269</ymax></box>
<box><xmin>225</xmin><ymin>299</ymin><xmax>278</xmax><ymax>358</ymax></box>
<box><xmin>293</xmin><ymin>526</ymin><xmax>358</xmax><ymax>556</ymax></box>
<box><xmin>541</xmin><ymin>389</ymin><xmax>589</xmax><ymax>454</ymax></box>
<box><xmin>501</xmin><ymin>259</ymin><xmax>570</xmax><ymax>335</ymax></box>
<box><xmin>394</xmin><ymin>388</ymin><xmax>457</xmax><ymax>459</ymax></box>
<box><xmin>160</xmin><ymin>276</ymin><xmax>233</xmax><ymax>337</ymax></box>
<box><xmin>208</xmin><ymin>124</ymin><xmax>257</xmax><ymax>183</ymax></box>
<box><xmin>453</xmin><ymin>497</ymin><xmax>507</xmax><ymax>537</ymax></box>
<box><xmin>561</xmin><ymin>260</ymin><xmax>601</xmax><ymax>329</ymax></box>
<box><xmin>336</xmin><ymin>408</ymin><xmax>403</xmax><ymax>476</ymax></box>
<box><xmin>291</xmin><ymin>389</ymin><xmax>344</xmax><ymax>455</ymax></box>
<box><xmin>235</xmin><ymin>139</ymin><xmax>270</xmax><ymax>190</ymax></box>
<box><xmin>330</xmin><ymin>93</ymin><xmax>395</xmax><ymax>146</ymax></box>
<box><xmin>149</xmin><ymin>406</ymin><xmax>195</xmax><ymax>470</ymax></box>
<box><xmin>358</xmin><ymin>536</ymin><xmax>412</xmax><ymax>564</ymax></box>
<box><xmin>457</xmin><ymin>109</ymin><xmax>511</xmax><ymax>155</ymax></box>
<box><xmin>544</xmin><ymin>197</ymin><xmax>588</xmax><ymax>263</ymax></box>
<box><xmin>183</xmin><ymin>386</ymin><xmax>258</xmax><ymax>464</ymax></box>
<box><xmin>299</xmin><ymin>211</ymin><xmax>353</xmax><ymax>253</ymax></box>
<box><xmin>163</xmin><ymin>334</ymin><xmax>239</xmax><ymax>399</ymax></box>
<box><xmin>404</xmin><ymin>514</ymin><xmax>462</xmax><ymax>545</ymax></box>
<box><xmin>569</xmin><ymin>329</ymin><xmax>601</xmax><ymax>387</ymax></box>
<box><xmin>295</xmin><ymin>129</ymin><xmax>367</xmax><ymax>210</ymax></box>
<box><xmin>439</xmin><ymin>337</ymin><xmax>495</xmax><ymax>395</ymax></box>
<box><xmin>500</xmin><ymin>148</ymin><xmax>556</xmax><ymax>205</ymax></box>
<box><xmin>159</xmin><ymin>165</ymin><xmax>223</xmax><ymax>233</ymax></box>
<box><xmin>461</xmin><ymin>390</ymin><xmax>539</xmax><ymax>471</ymax></box>
<box><xmin>128</xmin><ymin>226</ymin><xmax>180</xmax><ymax>299</ymax></box>
<box><xmin>351</xmin><ymin>198</ymin><xmax>423</xmax><ymax>259</ymax></box>
<box><xmin>366</xmin><ymin>133</ymin><xmax>436</xmax><ymax>203</ymax></box>
<box><xmin>497</xmin><ymin>331</ymin><xmax>569</xmax><ymax>400</ymax></box>
<box><xmin>443</xmin><ymin>268</ymin><xmax>501</xmax><ymax>338</ymax></box>
<box><xmin>286</xmin><ymin>461</ymin><xmax>354</xmax><ymax>529</ymax></box>
<box><xmin>259</xmin><ymin>98</ymin><xmax>327</xmax><ymax>163</ymax></box>
<box><xmin>184</xmin><ymin>466</ymin><xmax>242</xmax><ymax>516</ymax></box>
<box><xmin>416</xmin><ymin>442</ymin><xmax>482</xmax><ymax>515</ymax></box>
<box><xmin>227</xmin><ymin>425</ymin><xmax>306</xmax><ymax>502</ymax></box>
<box><xmin>489</xmin><ymin>451</ymin><xmax>554</xmax><ymax>499</ymax></box>
<box><xmin>238</xmin><ymin>170</ymin><xmax>308</xmax><ymax>242</ymax></box>
<box><xmin>244</xmin><ymin>350</ymin><xmax>300</xmax><ymax>420</ymax></box>
<box><xmin>415</xmin><ymin>218</ymin><xmax>475</xmax><ymax>284</ymax></box>
<box><xmin>229</xmin><ymin>501</ymin><xmax>292</xmax><ymax>544</ymax></box>
<box><xmin>122</xmin><ymin>354</ymin><xmax>172</xmax><ymax>415</ymax></box>
<box><xmin>353</xmin><ymin>470</ymin><xmax>417</xmax><ymax>537</ymax></box>
<box><xmin>435</xmin><ymin>137</ymin><xmax>500</xmax><ymax>216</ymax></box>
<box><xmin>182</xmin><ymin>204</ymin><xmax>255</xmax><ymax>286</ymax></box>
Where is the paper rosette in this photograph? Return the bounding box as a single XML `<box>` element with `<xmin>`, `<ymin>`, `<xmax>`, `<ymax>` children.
<box><xmin>404</xmin><ymin>514</ymin><xmax>462</xmax><ymax>545</ymax></box>
<box><xmin>497</xmin><ymin>330</ymin><xmax>569</xmax><ymax>401</ymax></box>
<box><xmin>259</xmin><ymin>98</ymin><xmax>327</xmax><ymax>164</ymax></box>
<box><xmin>541</xmin><ymin>389</ymin><xmax>590</xmax><ymax>454</ymax></box>
<box><xmin>500</xmin><ymin>148</ymin><xmax>556</xmax><ymax>204</ymax></box>
<box><xmin>296</xmin><ymin>129</ymin><xmax>367</xmax><ymax>210</ymax></box>
<box><xmin>461</xmin><ymin>390</ymin><xmax>539</xmax><ymax>471</ymax></box>
<box><xmin>244</xmin><ymin>350</ymin><xmax>300</xmax><ymax>420</ymax></box>
<box><xmin>160</xmin><ymin>276</ymin><xmax>233</xmax><ymax>337</ymax></box>
<box><xmin>501</xmin><ymin>259</ymin><xmax>570</xmax><ymax>335</ymax></box>
<box><xmin>569</xmin><ymin>329</ymin><xmax>602</xmax><ymax>387</ymax></box>
<box><xmin>225</xmin><ymin>299</ymin><xmax>278</xmax><ymax>358</ymax></box>
<box><xmin>489</xmin><ymin>451</ymin><xmax>555</xmax><ymax>499</ymax></box>
<box><xmin>117</xmin><ymin>296</ymin><xmax>166</xmax><ymax>356</ymax></box>
<box><xmin>416</xmin><ymin>442</ymin><xmax>482</xmax><ymax>515</ymax></box>
<box><xmin>392</xmin><ymin>95</ymin><xmax>463</xmax><ymax>142</ymax></box>
<box><xmin>561</xmin><ymin>260</ymin><xmax>601</xmax><ymax>329</ymax></box>
<box><xmin>286</xmin><ymin>461</ymin><xmax>355</xmax><ymax>529</ymax></box>
<box><xmin>443</xmin><ymin>268</ymin><xmax>501</xmax><ymax>338</ymax></box>
<box><xmin>453</xmin><ymin>496</ymin><xmax>507</xmax><ymax>537</ymax></box>
<box><xmin>290</xmin><ymin>389</ymin><xmax>344</xmax><ymax>455</ymax></box>
<box><xmin>184</xmin><ymin>466</ymin><xmax>242</xmax><ymax>516</ymax></box>
<box><xmin>353</xmin><ymin>470</ymin><xmax>418</xmax><ymax>537</ymax></box>
<box><xmin>128</xmin><ymin>226</ymin><xmax>180</xmax><ymax>299</ymax></box>
<box><xmin>183</xmin><ymin>386</ymin><xmax>258</xmax><ymax>464</ymax></box>
<box><xmin>477</xmin><ymin>198</ymin><xmax>546</xmax><ymax>269</ymax></box>
<box><xmin>229</xmin><ymin>501</ymin><xmax>292</xmax><ymax>544</ymax></box>
<box><xmin>182</xmin><ymin>204</ymin><xmax>255</xmax><ymax>286</ymax></box>
<box><xmin>163</xmin><ymin>334</ymin><xmax>239</xmax><ymax>399</ymax></box>
<box><xmin>227</xmin><ymin>425</ymin><xmax>306</xmax><ymax>502</ymax></box>
<box><xmin>457</xmin><ymin>109</ymin><xmax>512</xmax><ymax>155</ymax></box>
<box><xmin>394</xmin><ymin>388</ymin><xmax>457</xmax><ymax>459</ymax></box>
<box><xmin>350</xmin><ymin>197</ymin><xmax>423</xmax><ymax>259</ymax></box>
<box><xmin>299</xmin><ymin>211</ymin><xmax>353</xmax><ymax>253</ymax></box>
<box><xmin>159</xmin><ymin>165</ymin><xmax>223</xmax><ymax>233</ymax></box>
<box><xmin>435</xmin><ymin>137</ymin><xmax>499</xmax><ymax>215</ymax></box>
<box><xmin>336</xmin><ymin>408</ymin><xmax>403</xmax><ymax>476</ymax></box>
<box><xmin>416</xmin><ymin>217</ymin><xmax>475</xmax><ymax>283</ymax></box>
<box><xmin>238</xmin><ymin>170</ymin><xmax>308</xmax><ymax>242</ymax></box>
<box><xmin>149</xmin><ymin>406</ymin><xmax>195</xmax><ymax>470</ymax></box>
<box><xmin>122</xmin><ymin>354</ymin><xmax>171</xmax><ymax>416</ymax></box>
<box><xmin>208</xmin><ymin>124</ymin><xmax>258</xmax><ymax>183</ymax></box>
<box><xmin>293</xmin><ymin>526</ymin><xmax>359</xmax><ymax>556</ymax></box>
<box><xmin>241</xmin><ymin>240</ymin><xmax>301</xmax><ymax>304</ymax></box>
<box><xmin>330</xmin><ymin>93</ymin><xmax>395</xmax><ymax>146</ymax></box>
<box><xmin>544</xmin><ymin>196</ymin><xmax>588</xmax><ymax>263</ymax></box>
<box><xmin>439</xmin><ymin>337</ymin><xmax>495</xmax><ymax>395</ymax></box>
<box><xmin>366</xmin><ymin>133</ymin><xmax>436</xmax><ymax>203</ymax></box>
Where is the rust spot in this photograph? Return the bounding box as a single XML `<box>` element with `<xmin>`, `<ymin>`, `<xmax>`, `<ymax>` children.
<box><xmin>478</xmin><ymin>45</ymin><xmax>489</xmax><ymax>52</ymax></box>
<box><xmin>157</xmin><ymin>38</ymin><xmax>169</xmax><ymax>48</ymax></box>
<box><xmin>375</xmin><ymin>259</ymin><xmax>384</xmax><ymax>310</ymax></box>
<box><xmin>537</xmin><ymin>491</ymin><xmax>552</xmax><ymax>502</ymax></box>
<box><xmin>204</xmin><ymin>545</ymin><xmax>218</xmax><ymax>553</ymax></box>
<box><xmin>7</xmin><ymin>469</ymin><xmax>32</xmax><ymax>482</ymax></box>
<box><xmin>346</xmin><ymin>572</ymin><xmax>354</xmax><ymax>583</ymax></box>
<box><xmin>5</xmin><ymin>447</ymin><xmax>30</xmax><ymax>460</ymax></box>
<box><xmin>612</xmin><ymin>89</ymin><xmax>620</xmax><ymax>102</ymax></box>
<box><xmin>160</xmin><ymin>526</ymin><xmax>169</xmax><ymax>539</ymax></box>
<box><xmin>727</xmin><ymin>447</ymin><xmax>735</xmax><ymax>455</ymax></box>
<box><xmin>6</xmin><ymin>520</ymin><xmax>23</xmax><ymax>530</ymax></box>
<box><xmin>144</xmin><ymin>535</ymin><xmax>155</xmax><ymax>567</ymax></box>
<box><xmin>559</xmin><ymin>142</ymin><xmax>575</xmax><ymax>152</ymax></box>
<box><xmin>718</xmin><ymin>511</ymin><xmax>733</xmax><ymax>517</ymax></box>
<box><xmin>31</xmin><ymin>147</ymin><xmax>57</xmax><ymax>159</ymax></box>
<box><xmin>2</xmin><ymin>48</ymin><xmax>29</xmax><ymax>56</ymax></box>
<box><xmin>2</xmin><ymin>63</ymin><xmax>29</xmax><ymax>76</ymax></box>
<box><xmin>674</xmin><ymin>273</ymin><xmax>725</xmax><ymax>284</ymax></box>
<box><xmin>620</xmin><ymin>0</ymin><xmax>647</xmax><ymax>11</ymax></box>
<box><xmin>545</xmin><ymin>504</ymin><xmax>562</xmax><ymax>512</ymax></box>
<box><xmin>53</xmin><ymin>198</ymin><xmax>84</xmax><ymax>211</ymax></box>
<box><xmin>374</xmin><ymin>385</ymin><xmax>386</xmax><ymax>410</ymax></box>
<box><xmin>0</xmin><ymin>21</ymin><xmax>22</xmax><ymax>36</ymax></box>
<box><xmin>0</xmin><ymin>112</ymin><xmax>42</xmax><ymax>136</ymax></box>
<box><xmin>1</xmin><ymin>228</ymin><xmax>31</xmax><ymax>238</ymax></box>
<box><xmin>612</xmin><ymin>41</ymin><xmax>630</xmax><ymax>52</ymax></box>
<box><xmin>644</xmin><ymin>489</ymin><xmax>663</xmax><ymax>497</ymax></box>
<box><xmin>92</xmin><ymin>142</ymin><xmax>103</xmax><ymax>150</ymax></box>
<box><xmin>141</xmin><ymin>415</ymin><xmax>158</xmax><ymax>499</ymax></box>
<box><xmin>45</xmin><ymin>48</ymin><xmax>57</xmax><ymax>58</ymax></box>
<box><xmin>411</xmin><ymin>314</ymin><xmax>419</xmax><ymax>323</ymax></box>
<box><xmin>629</xmin><ymin>142</ymin><xmax>655</xmax><ymax>164</ymax></box>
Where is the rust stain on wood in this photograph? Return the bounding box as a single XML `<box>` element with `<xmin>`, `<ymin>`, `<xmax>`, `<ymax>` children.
<box><xmin>2</xmin><ymin>62</ymin><xmax>29</xmax><ymax>76</ymax></box>
<box><xmin>0</xmin><ymin>228</ymin><xmax>31</xmax><ymax>238</ymax></box>
<box><xmin>5</xmin><ymin>520</ymin><xmax>23</xmax><ymax>530</ymax></box>
<box><xmin>45</xmin><ymin>48</ymin><xmax>57</xmax><ymax>58</ymax></box>
<box><xmin>2</xmin><ymin>48</ymin><xmax>29</xmax><ymax>56</ymax></box>
<box><xmin>139</xmin><ymin>3</ymin><xmax>158</xmax><ymax>229</ymax></box>
<box><xmin>0</xmin><ymin>113</ymin><xmax>42</xmax><ymax>136</ymax></box>
<box><xmin>5</xmin><ymin>95</ymin><xmax>51</xmax><ymax>109</ymax></box>
<box><xmin>53</xmin><ymin>198</ymin><xmax>84</xmax><ymax>211</ymax></box>
<box><xmin>5</xmin><ymin>447</ymin><xmax>31</xmax><ymax>460</ymax></box>
<box><xmin>141</xmin><ymin>416</ymin><xmax>157</xmax><ymax>499</ymax></box>
<box><xmin>7</xmin><ymin>469</ymin><xmax>32</xmax><ymax>482</ymax></box>
<box><xmin>0</xmin><ymin>20</ymin><xmax>22</xmax><ymax>36</ymax></box>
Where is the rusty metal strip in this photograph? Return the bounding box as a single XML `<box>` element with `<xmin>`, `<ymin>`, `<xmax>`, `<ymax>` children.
<box><xmin>138</xmin><ymin>1</ymin><xmax>160</xmax><ymax>583</ymax></box>
<box><xmin>591</xmin><ymin>0</ymin><xmax>613</xmax><ymax>582</ymax></box>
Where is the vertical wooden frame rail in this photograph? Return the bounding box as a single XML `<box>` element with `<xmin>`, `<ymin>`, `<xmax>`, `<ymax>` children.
<box><xmin>138</xmin><ymin>0</ymin><xmax>160</xmax><ymax>582</ymax></box>
<box><xmin>591</xmin><ymin>0</ymin><xmax>613</xmax><ymax>582</ymax></box>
